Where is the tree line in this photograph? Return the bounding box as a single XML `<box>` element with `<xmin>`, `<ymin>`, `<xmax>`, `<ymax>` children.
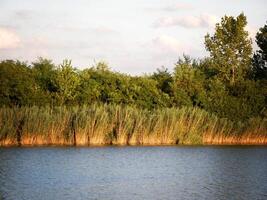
<box><xmin>0</xmin><ymin>13</ymin><xmax>266</xmax><ymax>122</ymax></box>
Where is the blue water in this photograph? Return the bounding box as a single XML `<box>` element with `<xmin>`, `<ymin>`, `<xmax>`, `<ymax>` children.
<box><xmin>0</xmin><ymin>146</ymin><xmax>267</xmax><ymax>200</ymax></box>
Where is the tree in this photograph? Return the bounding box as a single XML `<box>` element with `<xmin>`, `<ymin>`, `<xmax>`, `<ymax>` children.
<box><xmin>172</xmin><ymin>56</ymin><xmax>205</xmax><ymax>107</ymax></box>
<box><xmin>76</xmin><ymin>69</ymin><xmax>101</xmax><ymax>105</ymax></box>
<box><xmin>202</xmin><ymin>78</ymin><xmax>265</xmax><ymax>120</ymax></box>
<box><xmin>252</xmin><ymin>22</ymin><xmax>267</xmax><ymax>80</ymax></box>
<box><xmin>151</xmin><ymin>66</ymin><xmax>173</xmax><ymax>95</ymax></box>
<box><xmin>54</xmin><ymin>60</ymin><xmax>80</xmax><ymax>105</ymax></box>
<box><xmin>32</xmin><ymin>57</ymin><xmax>57</xmax><ymax>92</ymax></box>
<box><xmin>0</xmin><ymin>60</ymin><xmax>39</xmax><ymax>106</ymax></box>
<box><xmin>32</xmin><ymin>57</ymin><xmax>58</xmax><ymax>105</ymax></box>
<box><xmin>87</xmin><ymin>64</ymin><xmax>126</xmax><ymax>104</ymax></box>
<box><xmin>205</xmin><ymin>13</ymin><xmax>253</xmax><ymax>85</ymax></box>
<box><xmin>128</xmin><ymin>76</ymin><xmax>170</xmax><ymax>109</ymax></box>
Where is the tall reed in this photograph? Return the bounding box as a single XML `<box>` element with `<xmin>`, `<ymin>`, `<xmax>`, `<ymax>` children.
<box><xmin>0</xmin><ymin>105</ymin><xmax>266</xmax><ymax>146</ymax></box>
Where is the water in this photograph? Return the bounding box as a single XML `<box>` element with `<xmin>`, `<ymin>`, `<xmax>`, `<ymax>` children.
<box><xmin>0</xmin><ymin>146</ymin><xmax>267</xmax><ymax>200</ymax></box>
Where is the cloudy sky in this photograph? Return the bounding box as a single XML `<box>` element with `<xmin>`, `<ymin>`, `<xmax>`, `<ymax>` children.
<box><xmin>0</xmin><ymin>0</ymin><xmax>266</xmax><ymax>74</ymax></box>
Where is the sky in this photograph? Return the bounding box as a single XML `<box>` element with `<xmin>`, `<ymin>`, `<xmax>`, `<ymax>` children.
<box><xmin>0</xmin><ymin>0</ymin><xmax>266</xmax><ymax>74</ymax></box>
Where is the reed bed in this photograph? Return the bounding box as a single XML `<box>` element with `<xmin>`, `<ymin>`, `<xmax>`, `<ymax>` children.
<box><xmin>0</xmin><ymin>105</ymin><xmax>266</xmax><ymax>146</ymax></box>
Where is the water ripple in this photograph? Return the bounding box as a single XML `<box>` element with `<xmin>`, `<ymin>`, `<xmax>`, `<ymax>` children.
<box><xmin>0</xmin><ymin>146</ymin><xmax>267</xmax><ymax>200</ymax></box>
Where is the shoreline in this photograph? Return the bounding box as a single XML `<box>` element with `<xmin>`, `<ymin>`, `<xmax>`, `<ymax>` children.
<box><xmin>1</xmin><ymin>144</ymin><xmax>267</xmax><ymax>147</ymax></box>
<box><xmin>1</xmin><ymin>138</ymin><xmax>267</xmax><ymax>147</ymax></box>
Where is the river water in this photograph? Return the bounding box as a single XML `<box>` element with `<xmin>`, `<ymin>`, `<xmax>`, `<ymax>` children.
<box><xmin>0</xmin><ymin>146</ymin><xmax>267</xmax><ymax>200</ymax></box>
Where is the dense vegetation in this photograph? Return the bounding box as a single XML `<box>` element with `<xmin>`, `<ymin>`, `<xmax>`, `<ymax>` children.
<box><xmin>0</xmin><ymin>105</ymin><xmax>266</xmax><ymax>146</ymax></box>
<box><xmin>0</xmin><ymin>13</ymin><xmax>266</xmax><ymax>145</ymax></box>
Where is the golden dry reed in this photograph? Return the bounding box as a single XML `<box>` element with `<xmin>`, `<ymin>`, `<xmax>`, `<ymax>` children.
<box><xmin>0</xmin><ymin>105</ymin><xmax>266</xmax><ymax>146</ymax></box>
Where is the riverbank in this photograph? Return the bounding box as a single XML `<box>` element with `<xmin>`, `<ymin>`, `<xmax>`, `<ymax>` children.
<box><xmin>0</xmin><ymin>105</ymin><xmax>266</xmax><ymax>146</ymax></box>
<box><xmin>1</xmin><ymin>136</ymin><xmax>267</xmax><ymax>146</ymax></box>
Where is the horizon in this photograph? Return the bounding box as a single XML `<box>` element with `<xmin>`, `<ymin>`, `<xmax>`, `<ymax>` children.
<box><xmin>0</xmin><ymin>0</ymin><xmax>266</xmax><ymax>75</ymax></box>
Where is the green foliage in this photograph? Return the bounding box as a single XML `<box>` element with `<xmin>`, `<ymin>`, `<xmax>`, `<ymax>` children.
<box><xmin>151</xmin><ymin>66</ymin><xmax>173</xmax><ymax>95</ymax></box>
<box><xmin>77</xmin><ymin>69</ymin><xmax>101</xmax><ymax>104</ymax></box>
<box><xmin>205</xmin><ymin>13</ymin><xmax>252</xmax><ymax>85</ymax></box>
<box><xmin>252</xmin><ymin>22</ymin><xmax>267</xmax><ymax>80</ymax></box>
<box><xmin>172</xmin><ymin>56</ymin><xmax>205</xmax><ymax>107</ymax></box>
<box><xmin>0</xmin><ymin>13</ymin><xmax>266</xmax><ymax>124</ymax></box>
<box><xmin>201</xmin><ymin>78</ymin><xmax>265</xmax><ymax>120</ymax></box>
<box><xmin>201</xmin><ymin>13</ymin><xmax>265</xmax><ymax>121</ymax></box>
<box><xmin>128</xmin><ymin>76</ymin><xmax>170</xmax><ymax>108</ymax></box>
<box><xmin>32</xmin><ymin>57</ymin><xmax>58</xmax><ymax>105</ymax></box>
<box><xmin>32</xmin><ymin>57</ymin><xmax>57</xmax><ymax>92</ymax></box>
<box><xmin>0</xmin><ymin>60</ymin><xmax>41</xmax><ymax>106</ymax></box>
<box><xmin>54</xmin><ymin>60</ymin><xmax>80</xmax><ymax>105</ymax></box>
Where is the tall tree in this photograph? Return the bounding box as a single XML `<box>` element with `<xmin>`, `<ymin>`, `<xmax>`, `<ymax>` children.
<box><xmin>252</xmin><ymin>22</ymin><xmax>267</xmax><ymax>80</ymax></box>
<box><xmin>205</xmin><ymin>13</ymin><xmax>253</xmax><ymax>85</ymax></box>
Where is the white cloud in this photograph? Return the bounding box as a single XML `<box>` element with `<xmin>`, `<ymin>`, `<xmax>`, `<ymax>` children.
<box><xmin>93</xmin><ymin>26</ymin><xmax>118</xmax><ymax>34</ymax></box>
<box><xmin>162</xmin><ymin>3</ymin><xmax>193</xmax><ymax>11</ymax></box>
<box><xmin>152</xmin><ymin>35</ymin><xmax>191</xmax><ymax>54</ymax></box>
<box><xmin>14</xmin><ymin>9</ymin><xmax>35</xmax><ymax>19</ymax></box>
<box><xmin>139</xmin><ymin>35</ymin><xmax>198</xmax><ymax>71</ymax></box>
<box><xmin>57</xmin><ymin>25</ymin><xmax>118</xmax><ymax>35</ymax></box>
<box><xmin>155</xmin><ymin>14</ymin><xmax>218</xmax><ymax>28</ymax></box>
<box><xmin>0</xmin><ymin>27</ymin><xmax>21</xmax><ymax>49</ymax></box>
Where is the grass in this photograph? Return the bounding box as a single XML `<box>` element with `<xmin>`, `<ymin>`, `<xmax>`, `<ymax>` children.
<box><xmin>0</xmin><ymin>105</ymin><xmax>266</xmax><ymax>146</ymax></box>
